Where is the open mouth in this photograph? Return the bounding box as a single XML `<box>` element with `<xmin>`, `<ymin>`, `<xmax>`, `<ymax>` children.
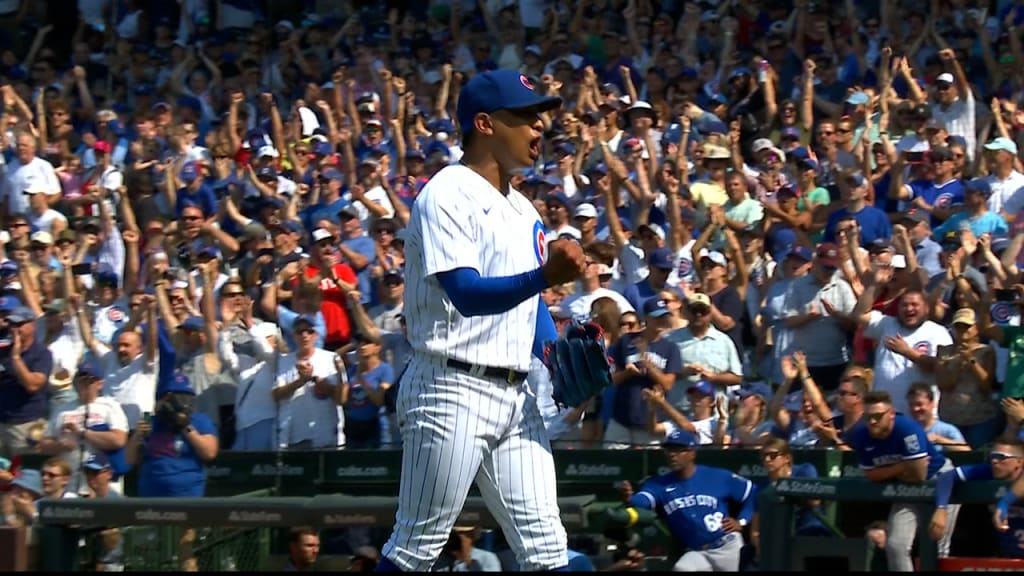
<box><xmin>529</xmin><ymin>138</ymin><xmax>541</xmax><ymax>159</ymax></box>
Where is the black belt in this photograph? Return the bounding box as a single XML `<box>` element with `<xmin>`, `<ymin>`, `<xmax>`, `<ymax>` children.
<box><xmin>446</xmin><ymin>359</ymin><xmax>528</xmax><ymax>384</ymax></box>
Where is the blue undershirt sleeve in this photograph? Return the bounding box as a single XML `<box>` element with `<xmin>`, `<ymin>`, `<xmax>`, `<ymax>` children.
<box><xmin>533</xmin><ymin>296</ymin><xmax>558</xmax><ymax>359</ymax></box>
<box><xmin>436</xmin><ymin>267</ymin><xmax>549</xmax><ymax>318</ymax></box>
<box><xmin>935</xmin><ymin>469</ymin><xmax>957</xmax><ymax>508</ymax></box>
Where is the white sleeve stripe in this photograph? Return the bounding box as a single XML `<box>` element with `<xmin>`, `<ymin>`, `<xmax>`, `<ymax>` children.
<box><xmin>902</xmin><ymin>452</ymin><xmax>928</xmax><ymax>461</ymax></box>
<box><xmin>636</xmin><ymin>492</ymin><xmax>656</xmax><ymax>509</ymax></box>
<box><xmin>741</xmin><ymin>480</ymin><xmax>752</xmax><ymax>502</ymax></box>
<box><xmin>955</xmin><ymin>467</ymin><xmax>967</xmax><ymax>482</ymax></box>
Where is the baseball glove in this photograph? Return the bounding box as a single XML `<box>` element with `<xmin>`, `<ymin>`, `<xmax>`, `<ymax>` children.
<box><xmin>543</xmin><ymin>321</ymin><xmax>613</xmax><ymax>409</ymax></box>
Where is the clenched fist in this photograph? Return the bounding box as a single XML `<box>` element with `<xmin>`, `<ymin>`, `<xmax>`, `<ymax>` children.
<box><xmin>542</xmin><ymin>238</ymin><xmax>586</xmax><ymax>285</ymax></box>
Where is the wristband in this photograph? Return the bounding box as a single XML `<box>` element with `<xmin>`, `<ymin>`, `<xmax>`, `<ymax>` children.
<box><xmin>624</xmin><ymin>507</ymin><xmax>639</xmax><ymax>528</ymax></box>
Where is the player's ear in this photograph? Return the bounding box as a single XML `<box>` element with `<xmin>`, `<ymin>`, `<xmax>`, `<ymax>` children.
<box><xmin>472</xmin><ymin>112</ymin><xmax>495</xmax><ymax>137</ymax></box>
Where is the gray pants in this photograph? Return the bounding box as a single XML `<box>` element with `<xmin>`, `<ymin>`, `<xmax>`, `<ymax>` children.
<box><xmin>674</xmin><ymin>532</ymin><xmax>744</xmax><ymax>572</ymax></box>
<box><xmin>885</xmin><ymin>460</ymin><xmax>957</xmax><ymax>572</ymax></box>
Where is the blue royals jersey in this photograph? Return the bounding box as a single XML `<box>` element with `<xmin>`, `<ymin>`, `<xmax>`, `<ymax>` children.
<box><xmin>957</xmin><ymin>464</ymin><xmax>1024</xmax><ymax>558</ymax></box>
<box><xmin>631</xmin><ymin>465</ymin><xmax>754</xmax><ymax>550</ymax></box>
<box><xmin>846</xmin><ymin>414</ymin><xmax>946</xmax><ymax>479</ymax></box>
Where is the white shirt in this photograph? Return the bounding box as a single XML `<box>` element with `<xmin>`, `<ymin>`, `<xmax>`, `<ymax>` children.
<box><xmin>405</xmin><ymin>165</ymin><xmax>543</xmax><ymax>372</ymax></box>
<box><xmin>4</xmin><ymin>156</ymin><xmax>60</xmax><ymax>215</ymax></box>
<box><xmin>561</xmin><ymin>287</ymin><xmax>635</xmax><ymax>323</ymax></box>
<box><xmin>274</xmin><ymin>348</ymin><xmax>345</xmax><ymax>448</ymax></box>
<box><xmin>29</xmin><ymin>208</ymin><xmax>68</xmax><ymax>234</ymax></box>
<box><xmin>40</xmin><ymin>315</ymin><xmax>85</xmax><ymax>389</ymax></box>
<box><xmin>96</xmin><ymin>342</ymin><xmax>157</xmax><ymax>429</ymax></box>
<box><xmin>346</xmin><ymin>185</ymin><xmax>396</xmax><ymax>229</ymax></box>
<box><xmin>863</xmin><ymin>311</ymin><xmax>952</xmax><ymax>415</ymax></box>
<box><xmin>47</xmin><ymin>396</ymin><xmax>128</xmax><ymax>490</ymax></box>
<box><xmin>990</xmin><ymin>170</ymin><xmax>1024</xmax><ymax>215</ymax></box>
<box><xmin>220</xmin><ymin>329</ymin><xmax>279</xmax><ymax>430</ymax></box>
<box><xmin>931</xmin><ymin>91</ymin><xmax>976</xmax><ymax>162</ymax></box>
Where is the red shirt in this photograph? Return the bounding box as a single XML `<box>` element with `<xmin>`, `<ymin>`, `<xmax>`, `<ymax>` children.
<box><xmin>300</xmin><ymin>263</ymin><xmax>358</xmax><ymax>346</ymax></box>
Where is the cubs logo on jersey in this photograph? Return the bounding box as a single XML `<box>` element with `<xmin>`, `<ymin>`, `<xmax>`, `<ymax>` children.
<box><xmin>992</xmin><ymin>302</ymin><xmax>1015</xmax><ymax>324</ymax></box>
<box><xmin>913</xmin><ymin>341</ymin><xmax>931</xmax><ymax>355</ymax></box>
<box><xmin>108</xmin><ymin>307</ymin><xmax>125</xmax><ymax>323</ymax></box>
<box><xmin>533</xmin><ymin>221</ymin><xmax>547</xmax><ymax>264</ymax></box>
<box><xmin>678</xmin><ymin>256</ymin><xmax>693</xmax><ymax>278</ymax></box>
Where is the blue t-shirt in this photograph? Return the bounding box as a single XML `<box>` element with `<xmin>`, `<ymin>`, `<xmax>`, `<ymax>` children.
<box><xmin>0</xmin><ymin>341</ymin><xmax>53</xmax><ymax>423</ymax></box>
<box><xmin>175</xmin><ymin>182</ymin><xmax>218</xmax><ymax>219</ymax></box>
<box><xmin>755</xmin><ymin>463</ymin><xmax>828</xmax><ymax>534</ymax></box>
<box><xmin>631</xmin><ymin>466</ymin><xmax>755</xmax><ymax>550</ymax></box>
<box><xmin>845</xmin><ymin>414</ymin><xmax>945</xmax><ymax>479</ymax></box>
<box><xmin>301</xmin><ymin>197</ymin><xmax>350</xmax><ymax>231</ymax></box>
<box><xmin>955</xmin><ymin>464</ymin><xmax>1024</xmax><ymax>558</ymax></box>
<box><xmin>621</xmin><ymin>280</ymin><xmax>682</xmax><ymax>315</ymax></box>
<box><xmin>907</xmin><ymin>179</ymin><xmax>965</xmax><ymax>227</ymax></box>
<box><xmin>824</xmin><ymin>205</ymin><xmax>892</xmax><ymax>246</ymax></box>
<box><xmin>611</xmin><ymin>334</ymin><xmax>683</xmax><ymax>428</ymax></box>
<box><xmin>342</xmin><ymin>235</ymin><xmax>378</xmax><ymax>306</ymax></box>
<box><xmin>137</xmin><ymin>412</ymin><xmax>217</xmax><ymax>497</ymax></box>
<box><xmin>346</xmin><ymin>362</ymin><xmax>394</xmax><ymax>422</ymax></box>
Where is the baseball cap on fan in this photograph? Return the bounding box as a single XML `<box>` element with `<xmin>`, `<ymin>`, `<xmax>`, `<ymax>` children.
<box><xmin>456</xmin><ymin>70</ymin><xmax>562</xmax><ymax>139</ymax></box>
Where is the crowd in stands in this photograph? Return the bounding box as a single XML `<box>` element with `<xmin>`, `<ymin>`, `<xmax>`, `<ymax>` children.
<box><xmin>3</xmin><ymin>0</ymin><xmax>1024</xmax><ymax>568</ymax></box>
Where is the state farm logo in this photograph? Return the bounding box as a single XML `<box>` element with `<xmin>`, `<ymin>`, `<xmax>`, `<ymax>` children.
<box><xmin>882</xmin><ymin>484</ymin><xmax>934</xmax><ymax>498</ymax></box>
<box><xmin>775</xmin><ymin>479</ymin><xmax>837</xmax><ymax>496</ymax></box>
<box><xmin>228</xmin><ymin>510</ymin><xmax>283</xmax><ymax>523</ymax></box>
<box><xmin>41</xmin><ymin>506</ymin><xmax>96</xmax><ymax>521</ymax></box>
<box><xmin>322</xmin><ymin>514</ymin><xmax>377</xmax><ymax>526</ymax></box>
<box><xmin>564</xmin><ymin>464</ymin><xmax>621</xmax><ymax>476</ymax></box>
<box><xmin>251</xmin><ymin>463</ymin><xmax>305</xmax><ymax>476</ymax></box>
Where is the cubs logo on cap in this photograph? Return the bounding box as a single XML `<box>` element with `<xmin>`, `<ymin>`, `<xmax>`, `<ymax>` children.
<box><xmin>520</xmin><ymin>74</ymin><xmax>534</xmax><ymax>90</ymax></box>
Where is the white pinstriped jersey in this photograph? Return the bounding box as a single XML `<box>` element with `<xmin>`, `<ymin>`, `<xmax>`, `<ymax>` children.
<box><xmin>404</xmin><ymin>164</ymin><xmax>544</xmax><ymax>373</ymax></box>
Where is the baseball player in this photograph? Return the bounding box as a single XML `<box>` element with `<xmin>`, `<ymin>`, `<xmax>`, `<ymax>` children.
<box><xmin>932</xmin><ymin>437</ymin><xmax>1024</xmax><ymax>558</ymax></box>
<box><xmin>626</xmin><ymin>429</ymin><xmax>755</xmax><ymax>572</ymax></box>
<box><xmin>377</xmin><ymin>69</ymin><xmax>586</xmax><ymax>573</ymax></box>
<box><xmin>844</xmin><ymin>390</ymin><xmax>952</xmax><ymax>572</ymax></box>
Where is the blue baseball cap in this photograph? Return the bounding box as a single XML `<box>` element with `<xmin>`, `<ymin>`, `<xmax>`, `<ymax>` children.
<box><xmin>737</xmin><ymin>382</ymin><xmax>773</xmax><ymax>401</ymax></box>
<box><xmin>82</xmin><ymin>453</ymin><xmax>112</xmax><ymax>471</ymax></box>
<box><xmin>0</xmin><ymin>295</ymin><xmax>21</xmax><ymax>311</ymax></box>
<box><xmin>312</xmin><ymin>139</ymin><xmax>334</xmax><ymax>156</ymax></box>
<box><xmin>643</xmin><ymin>297</ymin><xmax>670</xmax><ymax>318</ymax></box>
<box><xmin>162</xmin><ymin>373</ymin><xmax>195</xmax><ymax>396</ymax></box>
<box><xmin>781</xmin><ymin>126</ymin><xmax>802</xmax><ymax>141</ymax></box>
<box><xmin>845</xmin><ymin>91</ymin><xmax>869</xmax><ymax>106</ymax></box>
<box><xmin>11</xmin><ymin>469</ymin><xmax>42</xmax><ymax>496</ymax></box>
<box><xmin>0</xmin><ymin>261</ymin><xmax>17</xmax><ymax>276</ymax></box>
<box><xmin>276</xmin><ymin>220</ymin><xmax>303</xmax><ymax>234</ymax></box>
<box><xmin>293</xmin><ymin>314</ymin><xmax>319</xmax><ymax>330</ymax></box>
<box><xmin>6</xmin><ymin>306</ymin><xmax>35</xmax><ymax>324</ymax></box>
<box><xmin>687</xmin><ymin>380</ymin><xmax>715</xmax><ymax>397</ymax></box>
<box><xmin>647</xmin><ymin>247</ymin><xmax>674</xmax><ymax>270</ymax></box>
<box><xmin>663</xmin><ymin>428</ymin><xmax>699</xmax><ymax>449</ymax></box>
<box><xmin>456</xmin><ymin>70</ymin><xmax>562</xmax><ymax>139</ymax></box>
<box><xmin>76</xmin><ymin>359</ymin><xmax>103</xmax><ymax>379</ymax></box>
<box><xmin>966</xmin><ymin>178</ymin><xmax>993</xmax><ymax>196</ymax></box>
<box><xmin>783</xmin><ymin>391</ymin><xmax>805</xmax><ymax>412</ymax></box>
<box><xmin>179</xmin><ymin>161</ymin><xmax>200</xmax><ymax>182</ymax></box>
<box><xmin>180</xmin><ymin>315</ymin><xmax>205</xmax><ymax>331</ymax></box>
<box><xmin>786</xmin><ymin>245</ymin><xmax>814</xmax><ymax>262</ymax></box>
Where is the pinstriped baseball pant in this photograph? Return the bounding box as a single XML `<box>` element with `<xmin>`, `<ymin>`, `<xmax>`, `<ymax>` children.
<box><xmin>885</xmin><ymin>459</ymin><xmax>957</xmax><ymax>572</ymax></box>
<box><xmin>380</xmin><ymin>354</ymin><xmax>568</xmax><ymax>572</ymax></box>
